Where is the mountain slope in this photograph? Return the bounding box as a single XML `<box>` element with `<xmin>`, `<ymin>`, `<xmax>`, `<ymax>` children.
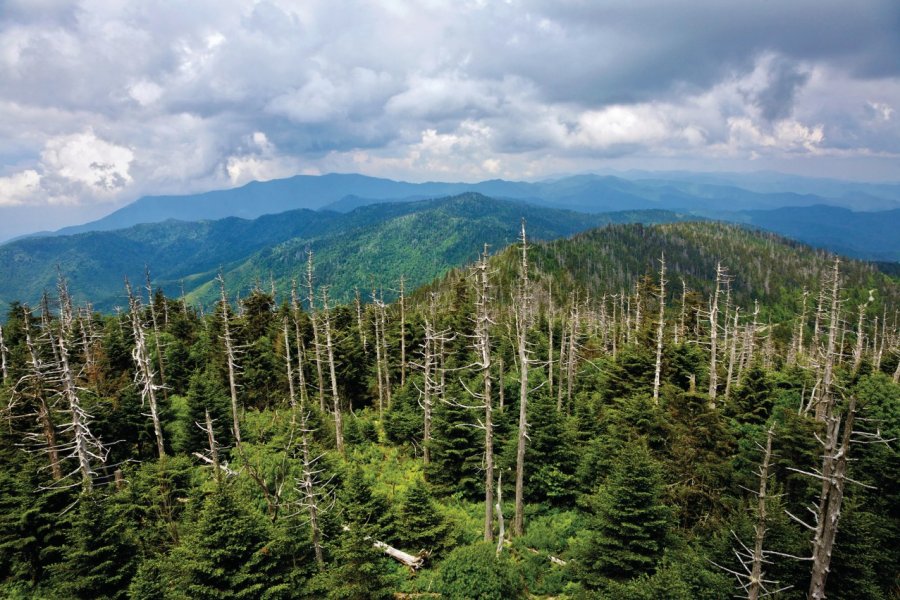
<box><xmin>30</xmin><ymin>172</ymin><xmax>900</xmax><ymax>240</ymax></box>
<box><xmin>0</xmin><ymin>194</ymin><xmax>694</xmax><ymax>312</ymax></box>
<box><xmin>185</xmin><ymin>196</ymin><xmax>693</xmax><ymax>307</ymax></box>
<box><xmin>428</xmin><ymin>221</ymin><xmax>900</xmax><ymax>321</ymax></box>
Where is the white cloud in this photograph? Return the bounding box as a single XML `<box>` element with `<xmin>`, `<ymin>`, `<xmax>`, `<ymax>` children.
<box><xmin>0</xmin><ymin>169</ymin><xmax>41</xmax><ymax>206</ymax></box>
<box><xmin>41</xmin><ymin>130</ymin><xmax>134</xmax><ymax>194</ymax></box>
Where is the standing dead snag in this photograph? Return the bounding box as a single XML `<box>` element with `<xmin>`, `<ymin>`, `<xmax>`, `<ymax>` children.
<box><xmin>714</xmin><ymin>426</ymin><xmax>788</xmax><ymax>599</ymax></box>
<box><xmin>652</xmin><ymin>252</ymin><xmax>666</xmax><ymax>404</ymax></box>
<box><xmin>145</xmin><ymin>269</ymin><xmax>168</xmax><ymax>402</ymax></box>
<box><xmin>472</xmin><ymin>245</ymin><xmax>496</xmax><ymax>541</ymax></box>
<box><xmin>20</xmin><ymin>307</ymin><xmax>63</xmax><ymax>480</ymax></box>
<box><xmin>0</xmin><ymin>322</ymin><xmax>8</xmax><ymax>385</ymax></box>
<box><xmin>306</xmin><ymin>250</ymin><xmax>327</xmax><ymax>413</ymax></box>
<box><xmin>217</xmin><ymin>274</ymin><xmax>243</xmax><ymax>448</ymax></box>
<box><xmin>321</xmin><ymin>288</ymin><xmax>344</xmax><ymax>457</ymax></box>
<box><xmin>513</xmin><ymin>218</ymin><xmax>530</xmax><ymax>538</ymax></box>
<box><xmin>708</xmin><ymin>262</ymin><xmax>727</xmax><ymax>406</ymax></box>
<box><xmin>56</xmin><ymin>274</ymin><xmax>107</xmax><ymax>491</ymax></box>
<box><xmin>814</xmin><ymin>259</ymin><xmax>842</xmax><ymax>422</ymax></box>
<box><xmin>126</xmin><ymin>279</ymin><xmax>166</xmax><ymax>458</ymax></box>
<box><xmin>400</xmin><ymin>275</ymin><xmax>408</xmax><ymax>387</ymax></box>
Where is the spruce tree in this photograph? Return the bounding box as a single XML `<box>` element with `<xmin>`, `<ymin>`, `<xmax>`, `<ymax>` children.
<box><xmin>574</xmin><ymin>440</ymin><xmax>669</xmax><ymax>589</ymax></box>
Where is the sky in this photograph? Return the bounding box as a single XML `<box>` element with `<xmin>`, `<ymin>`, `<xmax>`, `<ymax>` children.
<box><xmin>1</xmin><ymin>0</ymin><xmax>899</xmax><ymax>239</ymax></box>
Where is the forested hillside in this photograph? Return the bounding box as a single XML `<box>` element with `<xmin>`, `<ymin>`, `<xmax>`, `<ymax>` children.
<box><xmin>0</xmin><ymin>193</ymin><xmax>691</xmax><ymax>311</ymax></box>
<box><xmin>0</xmin><ymin>221</ymin><xmax>897</xmax><ymax>599</ymax></box>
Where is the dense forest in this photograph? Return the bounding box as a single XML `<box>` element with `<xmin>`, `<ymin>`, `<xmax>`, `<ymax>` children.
<box><xmin>0</xmin><ymin>221</ymin><xmax>898</xmax><ymax>599</ymax></box>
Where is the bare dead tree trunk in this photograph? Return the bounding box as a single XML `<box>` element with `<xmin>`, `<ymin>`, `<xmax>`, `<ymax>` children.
<box><xmin>422</xmin><ymin>311</ymin><xmax>435</xmax><ymax>467</ymax></box>
<box><xmin>652</xmin><ymin>252</ymin><xmax>666</xmax><ymax>404</ymax></box>
<box><xmin>474</xmin><ymin>245</ymin><xmax>495</xmax><ymax>542</ymax></box>
<box><xmin>725</xmin><ymin>308</ymin><xmax>741</xmax><ymax>400</ymax></box>
<box><xmin>205</xmin><ymin>408</ymin><xmax>222</xmax><ymax>483</ymax></box>
<box><xmin>307</xmin><ymin>251</ymin><xmax>326</xmax><ymax>413</ymax></box>
<box><xmin>745</xmin><ymin>301</ymin><xmax>760</xmax><ymax>370</ymax></box>
<box><xmin>283</xmin><ymin>317</ymin><xmax>296</xmax><ymax>409</ymax></box>
<box><xmin>145</xmin><ymin>270</ymin><xmax>168</xmax><ymax>402</ymax></box>
<box><xmin>291</xmin><ymin>283</ymin><xmax>310</xmax><ymax>408</ymax></box>
<box><xmin>400</xmin><ymin>275</ymin><xmax>407</xmax><ymax>387</ymax></box>
<box><xmin>498</xmin><ymin>356</ymin><xmax>505</xmax><ymax>411</ymax></box>
<box><xmin>217</xmin><ymin>275</ymin><xmax>243</xmax><ymax>448</ymax></box>
<box><xmin>321</xmin><ymin>288</ymin><xmax>344</xmax><ymax>457</ymax></box>
<box><xmin>547</xmin><ymin>281</ymin><xmax>553</xmax><ymax>401</ymax></box>
<box><xmin>126</xmin><ymin>280</ymin><xmax>166</xmax><ymax>458</ymax></box>
<box><xmin>709</xmin><ymin>263</ymin><xmax>725</xmax><ymax>406</ymax></box>
<box><xmin>0</xmin><ymin>323</ymin><xmax>8</xmax><ymax>385</ymax></box>
<box><xmin>23</xmin><ymin>308</ymin><xmax>62</xmax><ymax>480</ymax></box>
<box><xmin>513</xmin><ymin>219</ymin><xmax>530</xmax><ymax>538</ymax></box>
<box><xmin>298</xmin><ymin>405</ymin><xmax>326</xmax><ymax>568</ymax></box>
<box><xmin>495</xmin><ymin>470</ymin><xmax>505</xmax><ymax>555</ymax></box>
<box><xmin>677</xmin><ymin>279</ymin><xmax>687</xmax><ymax>346</ymax></box>
<box><xmin>556</xmin><ymin>316</ymin><xmax>567</xmax><ymax>412</ymax></box>
<box><xmin>807</xmin><ymin>395</ymin><xmax>857</xmax><ymax>599</ymax></box>
<box><xmin>354</xmin><ymin>289</ymin><xmax>367</xmax><ymax>352</ymax></box>
<box><xmin>565</xmin><ymin>305</ymin><xmax>578</xmax><ymax>414</ymax></box>
<box><xmin>851</xmin><ymin>292</ymin><xmax>873</xmax><ymax>373</ymax></box>
<box><xmin>372</xmin><ymin>288</ymin><xmax>386</xmax><ymax>416</ymax></box>
<box><xmin>58</xmin><ymin>320</ymin><xmax>99</xmax><ymax>492</ymax></box>
<box><xmin>749</xmin><ymin>426</ymin><xmax>776</xmax><ymax>600</ymax></box>
<box><xmin>816</xmin><ymin>259</ymin><xmax>841</xmax><ymax>422</ymax></box>
<box><xmin>380</xmin><ymin>297</ymin><xmax>392</xmax><ymax>408</ymax></box>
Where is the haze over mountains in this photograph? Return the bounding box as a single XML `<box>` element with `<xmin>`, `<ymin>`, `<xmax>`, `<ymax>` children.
<box><xmin>28</xmin><ymin>171</ymin><xmax>900</xmax><ymax>240</ymax></box>
<box><xmin>2</xmin><ymin>171</ymin><xmax>899</xmax><ymax>314</ymax></box>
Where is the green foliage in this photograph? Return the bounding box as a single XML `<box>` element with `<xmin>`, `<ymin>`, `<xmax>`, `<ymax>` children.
<box><xmin>572</xmin><ymin>441</ymin><xmax>670</xmax><ymax>588</ymax></box>
<box><xmin>435</xmin><ymin>542</ymin><xmax>523</xmax><ymax>600</ymax></box>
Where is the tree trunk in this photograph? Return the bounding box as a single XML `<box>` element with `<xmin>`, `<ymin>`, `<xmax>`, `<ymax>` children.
<box><xmin>321</xmin><ymin>289</ymin><xmax>344</xmax><ymax>457</ymax></box>
<box><xmin>652</xmin><ymin>253</ymin><xmax>665</xmax><ymax>404</ymax></box>
<box><xmin>307</xmin><ymin>251</ymin><xmax>326</xmax><ymax>413</ymax></box>
<box><xmin>513</xmin><ymin>219</ymin><xmax>529</xmax><ymax>538</ymax></box>
<box><xmin>708</xmin><ymin>263</ymin><xmax>724</xmax><ymax>406</ymax></box>
<box><xmin>127</xmin><ymin>280</ymin><xmax>166</xmax><ymax>458</ymax></box>
<box><xmin>218</xmin><ymin>275</ymin><xmax>242</xmax><ymax>448</ymax></box>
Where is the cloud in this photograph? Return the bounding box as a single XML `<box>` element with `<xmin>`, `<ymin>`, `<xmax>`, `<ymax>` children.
<box><xmin>2</xmin><ymin>0</ymin><xmax>900</xmax><ymax>237</ymax></box>
<box><xmin>0</xmin><ymin>169</ymin><xmax>40</xmax><ymax>206</ymax></box>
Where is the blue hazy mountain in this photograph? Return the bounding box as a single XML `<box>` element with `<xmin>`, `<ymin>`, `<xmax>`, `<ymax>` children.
<box><xmin>36</xmin><ymin>172</ymin><xmax>900</xmax><ymax>239</ymax></box>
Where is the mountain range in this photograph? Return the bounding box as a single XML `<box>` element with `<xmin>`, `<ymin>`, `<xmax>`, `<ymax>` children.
<box><xmin>2</xmin><ymin>171</ymin><xmax>899</xmax><ymax>315</ymax></box>
<box><xmin>0</xmin><ymin>194</ymin><xmax>695</xmax><ymax>312</ymax></box>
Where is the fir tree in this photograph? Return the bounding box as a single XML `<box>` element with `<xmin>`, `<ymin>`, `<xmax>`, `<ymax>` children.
<box><xmin>573</xmin><ymin>440</ymin><xmax>670</xmax><ymax>589</ymax></box>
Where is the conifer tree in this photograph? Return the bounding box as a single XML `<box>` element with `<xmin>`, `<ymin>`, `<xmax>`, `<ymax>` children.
<box><xmin>574</xmin><ymin>440</ymin><xmax>669</xmax><ymax>589</ymax></box>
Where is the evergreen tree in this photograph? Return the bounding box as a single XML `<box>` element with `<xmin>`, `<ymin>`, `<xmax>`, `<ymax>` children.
<box><xmin>168</xmin><ymin>485</ymin><xmax>271</xmax><ymax>600</ymax></box>
<box><xmin>573</xmin><ymin>440</ymin><xmax>670</xmax><ymax>589</ymax></box>
<box><xmin>395</xmin><ymin>479</ymin><xmax>451</xmax><ymax>555</ymax></box>
<box><xmin>51</xmin><ymin>492</ymin><xmax>138</xmax><ymax>600</ymax></box>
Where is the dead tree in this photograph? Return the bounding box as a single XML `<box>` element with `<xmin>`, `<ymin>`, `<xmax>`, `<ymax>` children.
<box><xmin>472</xmin><ymin>245</ymin><xmax>496</xmax><ymax>541</ymax></box>
<box><xmin>290</xmin><ymin>283</ymin><xmax>310</xmax><ymax>408</ymax></box>
<box><xmin>400</xmin><ymin>275</ymin><xmax>408</xmax><ymax>386</ymax></box>
<box><xmin>564</xmin><ymin>304</ymin><xmax>579</xmax><ymax>414</ymax></box>
<box><xmin>372</xmin><ymin>288</ymin><xmax>386</xmax><ymax>415</ymax></box>
<box><xmin>0</xmin><ymin>323</ymin><xmax>8</xmax><ymax>385</ymax></box>
<box><xmin>217</xmin><ymin>274</ymin><xmax>243</xmax><ymax>448</ymax></box>
<box><xmin>145</xmin><ymin>269</ymin><xmax>169</xmax><ymax>401</ymax></box>
<box><xmin>652</xmin><ymin>252</ymin><xmax>666</xmax><ymax>404</ymax></box>
<box><xmin>307</xmin><ymin>250</ymin><xmax>327</xmax><ymax>412</ymax></box>
<box><xmin>708</xmin><ymin>262</ymin><xmax>727</xmax><ymax>406</ymax></box>
<box><xmin>21</xmin><ymin>307</ymin><xmax>63</xmax><ymax>480</ymax></box>
<box><xmin>725</xmin><ymin>308</ymin><xmax>741</xmax><ymax>400</ymax></box>
<box><xmin>787</xmin><ymin>395</ymin><xmax>861</xmax><ymax>599</ymax></box>
<box><xmin>815</xmin><ymin>259</ymin><xmax>842</xmax><ymax>422</ymax></box>
<box><xmin>354</xmin><ymin>289</ymin><xmax>367</xmax><ymax>352</ymax></box>
<box><xmin>379</xmin><ymin>294</ymin><xmax>392</xmax><ymax>408</ymax></box>
<box><xmin>55</xmin><ymin>277</ymin><xmax>107</xmax><ymax>491</ymax></box>
<box><xmin>126</xmin><ymin>280</ymin><xmax>166</xmax><ymax>458</ymax></box>
<box><xmin>513</xmin><ymin>219</ymin><xmax>531</xmax><ymax>538</ymax></box>
<box><xmin>321</xmin><ymin>288</ymin><xmax>344</xmax><ymax>457</ymax></box>
<box><xmin>714</xmin><ymin>426</ymin><xmax>788</xmax><ymax>599</ymax></box>
<box><xmin>193</xmin><ymin>408</ymin><xmax>236</xmax><ymax>480</ymax></box>
<box><xmin>851</xmin><ymin>291</ymin><xmax>874</xmax><ymax>373</ymax></box>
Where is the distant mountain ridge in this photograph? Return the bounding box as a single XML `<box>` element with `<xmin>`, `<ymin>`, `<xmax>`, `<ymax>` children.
<box><xmin>0</xmin><ymin>194</ymin><xmax>695</xmax><ymax>312</ymax></box>
<box><xmin>28</xmin><ymin>171</ymin><xmax>900</xmax><ymax>239</ymax></box>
